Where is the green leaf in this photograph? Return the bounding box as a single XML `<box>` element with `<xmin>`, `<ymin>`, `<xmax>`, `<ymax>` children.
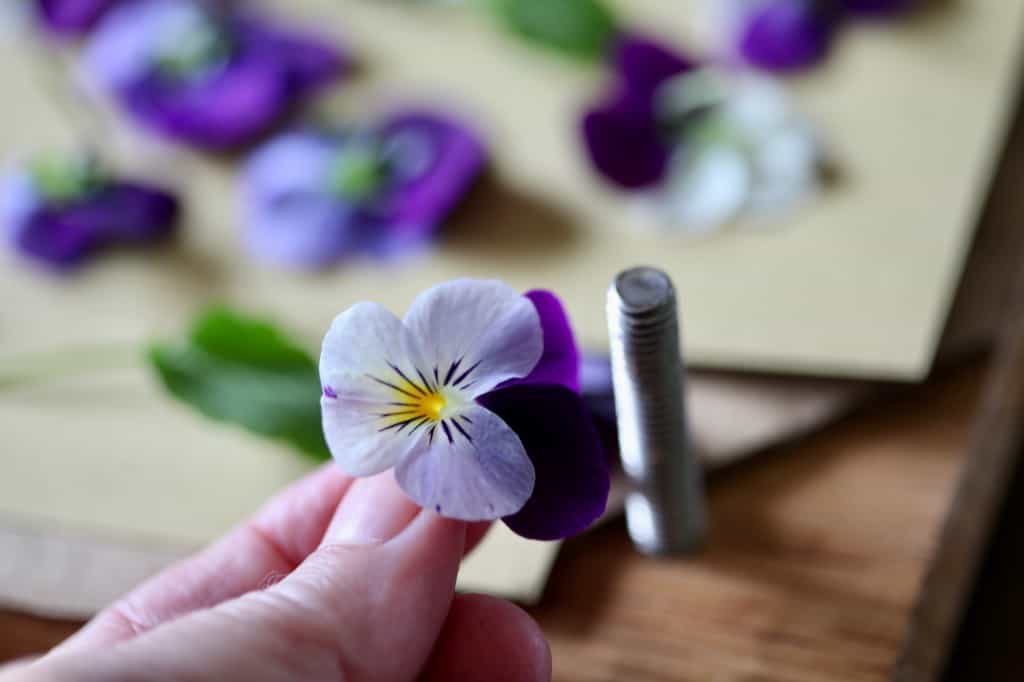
<box><xmin>490</xmin><ymin>0</ymin><xmax>619</xmax><ymax>61</ymax></box>
<box><xmin>148</xmin><ymin>307</ymin><xmax>330</xmax><ymax>461</ymax></box>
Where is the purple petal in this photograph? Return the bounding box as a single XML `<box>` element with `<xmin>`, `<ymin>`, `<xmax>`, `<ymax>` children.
<box><xmin>739</xmin><ymin>0</ymin><xmax>841</xmax><ymax>72</ymax></box>
<box><xmin>242</xmin><ymin>131</ymin><xmax>357</xmax><ymax>268</ymax></box>
<box><xmin>9</xmin><ymin>211</ymin><xmax>98</xmax><ymax>266</ymax></box>
<box><xmin>479</xmin><ymin>384</ymin><xmax>609</xmax><ymax>540</ymax></box>
<box><xmin>506</xmin><ymin>290</ymin><xmax>580</xmax><ymax>392</ymax></box>
<box><xmin>579</xmin><ymin>353</ymin><xmax>616</xmax><ymax>419</ymax></box>
<box><xmin>37</xmin><ymin>0</ymin><xmax>115</xmax><ymax>36</ymax></box>
<box><xmin>84</xmin><ymin>183</ymin><xmax>180</xmax><ymax>240</ymax></box>
<box><xmin>86</xmin><ymin>1</ymin><xmax>346</xmax><ymax>149</ymax></box>
<box><xmin>582</xmin><ymin>91</ymin><xmax>670</xmax><ymax>189</ymax></box>
<box><xmin>577</xmin><ymin>354</ymin><xmax>622</xmax><ymax>467</ymax></box>
<box><xmin>362</xmin><ymin>110</ymin><xmax>485</xmax><ymax>251</ymax></box>
<box><xmin>121</xmin><ymin>54</ymin><xmax>291</xmax><ymax>149</ymax></box>
<box><xmin>246</xmin><ymin>197</ymin><xmax>355</xmax><ymax>269</ymax></box>
<box><xmin>233</xmin><ymin>14</ymin><xmax>350</xmax><ymax>95</ymax></box>
<box><xmin>395</xmin><ymin>402</ymin><xmax>536</xmax><ymax>521</ymax></box>
<box><xmin>614</xmin><ymin>34</ymin><xmax>697</xmax><ymax>100</ymax></box>
<box><xmin>5</xmin><ymin>181</ymin><xmax>178</xmax><ymax>267</ymax></box>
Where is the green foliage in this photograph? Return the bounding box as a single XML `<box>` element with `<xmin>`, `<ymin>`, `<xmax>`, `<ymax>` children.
<box><xmin>148</xmin><ymin>306</ymin><xmax>330</xmax><ymax>461</ymax></box>
<box><xmin>490</xmin><ymin>0</ymin><xmax>619</xmax><ymax>61</ymax></box>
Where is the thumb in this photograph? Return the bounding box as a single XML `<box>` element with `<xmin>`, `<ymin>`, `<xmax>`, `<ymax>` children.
<box><xmin>36</xmin><ymin>475</ymin><xmax>468</xmax><ymax>682</ymax></box>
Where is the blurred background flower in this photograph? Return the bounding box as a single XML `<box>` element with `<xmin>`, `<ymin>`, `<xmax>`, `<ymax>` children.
<box><xmin>1</xmin><ymin>154</ymin><xmax>179</xmax><ymax>267</ymax></box>
<box><xmin>81</xmin><ymin>0</ymin><xmax>348</xmax><ymax>149</ymax></box>
<box><xmin>582</xmin><ymin>36</ymin><xmax>697</xmax><ymax>189</ymax></box>
<box><xmin>712</xmin><ymin>0</ymin><xmax>917</xmax><ymax>72</ymax></box>
<box><xmin>584</xmin><ymin>39</ymin><xmax>825</xmax><ymax>235</ymax></box>
<box><xmin>35</xmin><ymin>0</ymin><xmax>117</xmax><ymax>36</ymax></box>
<box><xmin>242</xmin><ymin>111</ymin><xmax>485</xmax><ymax>269</ymax></box>
<box><xmin>639</xmin><ymin>69</ymin><xmax>824</xmax><ymax>233</ymax></box>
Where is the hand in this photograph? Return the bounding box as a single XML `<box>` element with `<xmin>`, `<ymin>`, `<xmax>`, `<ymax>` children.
<box><xmin>5</xmin><ymin>465</ymin><xmax>551</xmax><ymax>681</ymax></box>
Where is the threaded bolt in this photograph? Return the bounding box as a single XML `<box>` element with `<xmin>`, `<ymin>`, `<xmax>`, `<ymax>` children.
<box><xmin>607</xmin><ymin>266</ymin><xmax>706</xmax><ymax>555</ymax></box>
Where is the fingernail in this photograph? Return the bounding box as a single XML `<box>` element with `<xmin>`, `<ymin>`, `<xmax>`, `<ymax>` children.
<box><xmin>324</xmin><ymin>472</ymin><xmax>421</xmax><ymax>546</ymax></box>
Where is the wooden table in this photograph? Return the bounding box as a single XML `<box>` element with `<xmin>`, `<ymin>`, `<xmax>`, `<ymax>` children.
<box><xmin>1</xmin><ymin>359</ymin><xmax>1008</xmax><ymax>680</ymax></box>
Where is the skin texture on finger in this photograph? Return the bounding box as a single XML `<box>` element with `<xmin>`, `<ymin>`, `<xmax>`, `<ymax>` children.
<box><xmin>51</xmin><ymin>463</ymin><xmax>353</xmax><ymax>655</ymax></box>
<box><xmin>421</xmin><ymin>593</ymin><xmax>551</xmax><ymax>682</ymax></box>
<box><xmin>28</xmin><ymin>512</ymin><xmax>469</xmax><ymax>682</ymax></box>
<box><xmin>51</xmin><ymin>466</ymin><xmax>490</xmax><ymax>661</ymax></box>
<box><xmin>22</xmin><ymin>466</ymin><xmax>504</xmax><ymax>682</ymax></box>
<box><xmin>321</xmin><ymin>471</ymin><xmax>422</xmax><ymax>546</ymax></box>
<box><xmin>465</xmin><ymin>521</ymin><xmax>491</xmax><ymax>556</ymax></box>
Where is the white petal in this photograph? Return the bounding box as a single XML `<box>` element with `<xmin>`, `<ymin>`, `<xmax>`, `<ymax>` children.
<box><xmin>322</xmin><ymin>395</ymin><xmax>428</xmax><ymax>477</ymax></box>
<box><xmin>657</xmin><ymin>146</ymin><xmax>751</xmax><ymax>233</ymax></box>
<box><xmin>395</xmin><ymin>405</ymin><xmax>535</xmax><ymax>521</ymax></box>
<box><xmin>320</xmin><ymin>301</ymin><xmax>426</xmax><ymax>401</ymax></box>
<box><xmin>243</xmin><ymin>132</ymin><xmax>339</xmax><ymax>203</ymax></box>
<box><xmin>320</xmin><ymin>302</ymin><xmax>433</xmax><ymax>475</ymax></box>
<box><xmin>748</xmin><ymin>122</ymin><xmax>822</xmax><ymax>217</ymax></box>
<box><xmin>721</xmin><ymin>76</ymin><xmax>794</xmax><ymax>141</ymax></box>
<box><xmin>83</xmin><ymin>0</ymin><xmax>205</xmax><ymax>88</ymax></box>
<box><xmin>402</xmin><ymin>279</ymin><xmax>542</xmax><ymax>397</ymax></box>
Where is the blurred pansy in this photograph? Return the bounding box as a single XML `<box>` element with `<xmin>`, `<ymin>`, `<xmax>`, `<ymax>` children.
<box><xmin>638</xmin><ymin>68</ymin><xmax>825</xmax><ymax>233</ymax></box>
<box><xmin>714</xmin><ymin>0</ymin><xmax>915</xmax><ymax>72</ymax></box>
<box><xmin>585</xmin><ymin>53</ymin><xmax>824</xmax><ymax>234</ymax></box>
<box><xmin>582</xmin><ymin>35</ymin><xmax>697</xmax><ymax>189</ymax></box>
<box><xmin>241</xmin><ymin>111</ymin><xmax>484</xmax><ymax>269</ymax></box>
<box><xmin>1</xmin><ymin>154</ymin><xmax>178</xmax><ymax>267</ymax></box>
<box><xmin>82</xmin><ymin>0</ymin><xmax>348</xmax><ymax>149</ymax></box>
<box><xmin>36</xmin><ymin>0</ymin><xmax>118</xmax><ymax>36</ymax></box>
<box><xmin>319</xmin><ymin>279</ymin><xmax>609</xmax><ymax>540</ymax></box>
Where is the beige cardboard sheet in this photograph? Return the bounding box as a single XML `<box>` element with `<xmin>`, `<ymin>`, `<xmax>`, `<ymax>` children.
<box><xmin>0</xmin><ymin>0</ymin><xmax>1021</xmax><ymax>617</ymax></box>
<box><xmin>2</xmin><ymin>0</ymin><xmax>1022</xmax><ymax>380</ymax></box>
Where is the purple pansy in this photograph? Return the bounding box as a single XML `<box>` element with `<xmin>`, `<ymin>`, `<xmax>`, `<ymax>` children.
<box><xmin>319</xmin><ymin>279</ymin><xmax>609</xmax><ymax>540</ymax></box>
<box><xmin>1</xmin><ymin>156</ymin><xmax>178</xmax><ymax>267</ymax></box>
<box><xmin>720</xmin><ymin>0</ymin><xmax>914</xmax><ymax>72</ymax></box>
<box><xmin>36</xmin><ymin>0</ymin><xmax>117</xmax><ymax>36</ymax></box>
<box><xmin>241</xmin><ymin>112</ymin><xmax>484</xmax><ymax>269</ymax></box>
<box><xmin>82</xmin><ymin>0</ymin><xmax>348</xmax><ymax>149</ymax></box>
<box><xmin>582</xmin><ymin>35</ymin><xmax>697</xmax><ymax>189</ymax></box>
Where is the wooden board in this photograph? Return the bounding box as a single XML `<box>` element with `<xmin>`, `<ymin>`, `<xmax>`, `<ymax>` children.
<box><xmin>529</xmin><ymin>363</ymin><xmax>988</xmax><ymax>682</ymax></box>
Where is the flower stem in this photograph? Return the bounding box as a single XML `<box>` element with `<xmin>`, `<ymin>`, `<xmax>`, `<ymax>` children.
<box><xmin>0</xmin><ymin>343</ymin><xmax>141</xmax><ymax>390</ymax></box>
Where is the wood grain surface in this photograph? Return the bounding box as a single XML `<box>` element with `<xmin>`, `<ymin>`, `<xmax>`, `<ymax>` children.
<box><xmin>0</xmin><ymin>361</ymin><xmax>990</xmax><ymax>680</ymax></box>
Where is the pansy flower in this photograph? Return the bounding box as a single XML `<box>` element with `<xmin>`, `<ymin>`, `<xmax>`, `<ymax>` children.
<box><xmin>582</xmin><ymin>35</ymin><xmax>697</xmax><ymax>189</ymax></box>
<box><xmin>82</xmin><ymin>0</ymin><xmax>348</xmax><ymax>149</ymax></box>
<box><xmin>242</xmin><ymin>112</ymin><xmax>484</xmax><ymax>269</ymax></box>
<box><xmin>1</xmin><ymin>155</ymin><xmax>179</xmax><ymax>267</ymax></box>
<box><xmin>319</xmin><ymin>279</ymin><xmax>609</xmax><ymax>540</ymax></box>
<box><xmin>36</xmin><ymin>0</ymin><xmax>118</xmax><ymax>36</ymax></box>
<box><xmin>638</xmin><ymin>68</ymin><xmax>824</xmax><ymax>232</ymax></box>
<box><xmin>715</xmin><ymin>0</ymin><xmax>915</xmax><ymax>72</ymax></box>
<box><xmin>585</xmin><ymin>43</ymin><xmax>824</xmax><ymax>233</ymax></box>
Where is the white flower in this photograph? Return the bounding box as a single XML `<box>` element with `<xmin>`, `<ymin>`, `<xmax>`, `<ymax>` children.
<box><xmin>641</xmin><ymin>68</ymin><xmax>824</xmax><ymax>234</ymax></box>
<box><xmin>320</xmin><ymin>279</ymin><xmax>543</xmax><ymax>521</ymax></box>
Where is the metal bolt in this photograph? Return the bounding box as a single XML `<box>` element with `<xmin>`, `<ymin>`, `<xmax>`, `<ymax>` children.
<box><xmin>607</xmin><ymin>266</ymin><xmax>706</xmax><ymax>555</ymax></box>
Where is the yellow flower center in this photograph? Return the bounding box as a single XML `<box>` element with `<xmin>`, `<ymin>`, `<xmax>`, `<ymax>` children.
<box><xmin>414</xmin><ymin>390</ymin><xmax>447</xmax><ymax>423</ymax></box>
